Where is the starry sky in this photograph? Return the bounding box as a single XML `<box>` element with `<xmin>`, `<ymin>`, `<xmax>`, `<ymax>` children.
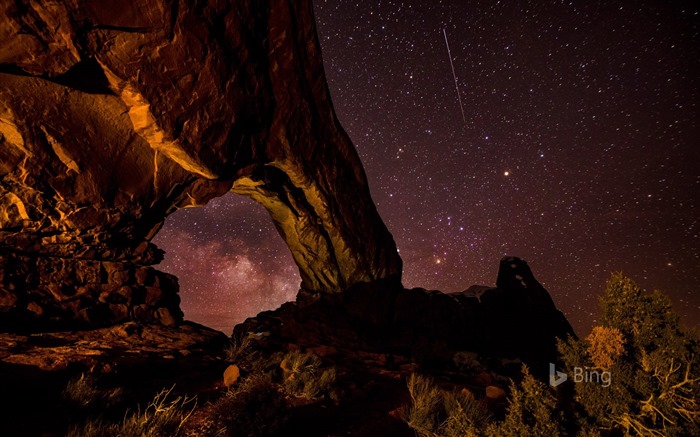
<box><xmin>153</xmin><ymin>0</ymin><xmax>699</xmax><ymax>335</ymax></box>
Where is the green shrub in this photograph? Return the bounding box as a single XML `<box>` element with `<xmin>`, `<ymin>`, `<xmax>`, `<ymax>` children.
<box><xmin>485</xmin><ymin>365</ymin><xmax>562</xmax><ymax>437</ymax></box>
<box><xmin>559</xmin><ymin>273</ymin><xmax>700</xmax><ymax>436</ymax></box>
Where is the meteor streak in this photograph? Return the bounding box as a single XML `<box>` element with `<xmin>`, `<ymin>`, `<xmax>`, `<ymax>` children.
<box><xmin>443</xmin><ymin>28</ymin><xmax>467</xmax><ymax>125</ymax></box>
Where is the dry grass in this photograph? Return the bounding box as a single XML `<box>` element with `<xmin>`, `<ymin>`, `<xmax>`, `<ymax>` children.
<box><xmin>63</xmin><ymin>373</ymin><xmax>123</xmax><ymax>410</ymax></box>
<box><xmin>280</xmin><ymin>350</ymin><xmax>337</xmax><ymax>399</ymax></box>
<box><xmin>66</xmin><ymin>386</ymin><xmax>196</xmax><ymax>437</ymax></box>
<box><xmin>402</xmin><ymin>373</ymin><xmax>490</xmax><ymax>437</ymax></box>
<box><xmin>404</xmin><ymin>373</ymin><xmax>443</xmax><ymax>436</ymax></box>
<box><xmin>210</xmin><ymin>374</ymin><xmax>286</xmax><ymax>437</ymax></box>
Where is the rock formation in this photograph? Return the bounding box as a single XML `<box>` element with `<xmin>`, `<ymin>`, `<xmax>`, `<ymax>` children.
<box><xmin>238</xmin><ymin>257</ymin><xmax>574</xmax><ymax>363</ymax></box>
<box><xmin>0</xmin><ymin>0</ymin><xmax>574</xmax><ymax>365</ymax></box>
<box><xmin>0</xmin><ymin>0</ymin><xmax>401</xmax><ymax>329</ymax></box>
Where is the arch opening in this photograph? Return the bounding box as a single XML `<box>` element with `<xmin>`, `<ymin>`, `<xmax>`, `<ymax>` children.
<box><xmin>153</xmin><ymin>193</ymin><xmax>300</xmax><ymax>333</ymax></box>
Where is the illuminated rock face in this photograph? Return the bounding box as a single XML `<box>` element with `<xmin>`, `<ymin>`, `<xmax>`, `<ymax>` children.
<box><xmin>0</xmin><ymin>0</ymin><xmax>402</xmax><ymax>329</ymax></box>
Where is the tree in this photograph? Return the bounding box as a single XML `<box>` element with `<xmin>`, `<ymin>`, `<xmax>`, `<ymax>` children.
<box><xmin>559</xmin><ymin>273</ymin><xmax>700</xmax><ymax>436</ymax></box>
<box><xmin>586</xmin><ymin>325</ymin><xmax>625</xmax><ymax>369</ymax></box>
<box><xmin>485</xmin><ymin>365</ymin><xmax>562</xmax><ymax>437</ymax></box>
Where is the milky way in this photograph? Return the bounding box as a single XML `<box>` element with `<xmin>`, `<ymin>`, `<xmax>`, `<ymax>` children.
<box><xmin>153</xmin><ymin>0</ymin><xmax>699</xmax><ymax>334</ymax></box>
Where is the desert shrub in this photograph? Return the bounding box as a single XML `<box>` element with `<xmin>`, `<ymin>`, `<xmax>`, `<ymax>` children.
<box><xmin>211</xmin><ymin>374</ymin><xmax>286</xmax><ymax>437</ymax></box>
<box><xmin>485</xmin><ymin>365</ymin><xmax>562</xmax><ymax>437</ymax></box>
<box><xmin>280</xmin><ymin>350</ymin><xmax>337</xmax><ymax>399</ymax></box>
<box><xmin>66</xmin><ymin>386</ymin><xmax>195</xmax><ymax>437</ymax></box>
<box><xmin>225</xmin><ymin>334</ymin><xmax>269</xmax><ymax>374</ymax></box>
<box><xmin>66</xmin><ymin>417</ymin><xmax>105</xmax><ymax>437</ymax></box>
<box><xmin>403</xmin><ymin>373</ymin><xmax>443</xmax><ymax>435</ymax></box>
<box><xmin>440</xmin><ymin>389</ymin><xmax>490</xmax><ymax>437</ymax></box>
<box><xmin>559</xmin><ymin>273</ymin><xmax>700</xmax><ymax>436</ymax></box>
<box><xmin>452</xmin><ymin>351</ymin><xmax>482</xmax><ymax>374</ymax></box>
<box><xmin>402</xmin><ymin>373</ymin><xmax>489</xmax><ymax>437</ymax></box>
<box><xmin>63</xmin><ymin>373</ymin><xmax>124</xmax><ymax>410</ymax></box>
<box><xmin>586</xmin><ymin>325</ymin><xmax>625</xmax><ymax>369</ymax></box>
<box><xmin>116</xmin><ymin>386</ymin><xmax>196</xmax><ymax>436</ymax></box>
<box><xmin>63</xmin><ymin>373</ymin><xmax>105</xmax><ymax>408</ymax></box>
<box><xmin>225</xmin><ymin>335</ymin><xmax>254</xmax><ymax>363</ymax></box>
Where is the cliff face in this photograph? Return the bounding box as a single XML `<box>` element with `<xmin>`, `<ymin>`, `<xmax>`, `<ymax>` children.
<box><xmin>0</xmin><ymin>0</ymin><xmax>402</xmax><ymax>329</ymax></box>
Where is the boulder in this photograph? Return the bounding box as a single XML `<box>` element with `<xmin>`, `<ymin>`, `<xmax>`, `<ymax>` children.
<box><xmin>485</xmin><ymin>385</ymin><xmax>507</xmax><ymax>400</ymax></box>
<box><xmin>223</xmin><ymin>364</ymin><xmax>241</xmax><ymax>388</ymax></box>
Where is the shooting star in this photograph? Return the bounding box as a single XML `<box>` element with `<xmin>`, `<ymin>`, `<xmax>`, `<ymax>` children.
<box><xmin>443</xmin><ymin>28</ymin><xmax>467</xmax><ymax>125</ymax></box>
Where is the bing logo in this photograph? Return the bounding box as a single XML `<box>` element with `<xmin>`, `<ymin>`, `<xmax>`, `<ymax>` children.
<box><xmin>549</xmin><ymin>363</ymin><xmax>611</xmax><ymax>388</ymax></box>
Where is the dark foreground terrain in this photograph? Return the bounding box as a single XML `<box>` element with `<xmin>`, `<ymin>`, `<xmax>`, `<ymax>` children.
<box><xmin>0</xmin><ymin>286</ymin><xmax>536</xmax><ymax>436</ymax></box>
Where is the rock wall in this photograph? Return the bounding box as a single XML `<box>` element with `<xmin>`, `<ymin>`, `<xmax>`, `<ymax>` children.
<box><xmin>0</xmin><ymin>0</ymin><xmax>402</xmax><ymax>330</ymax></box>
<box><xmin>0</xmin><ymin>251</ymin><xmax>181</xmax><ymax>330</ymax></box>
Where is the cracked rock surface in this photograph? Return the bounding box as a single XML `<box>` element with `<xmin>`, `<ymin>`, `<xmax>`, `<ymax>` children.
<box><xmin>0</xmin><ymin>0</ymin><xmax>401</xmax><ymax>329</ymax></box>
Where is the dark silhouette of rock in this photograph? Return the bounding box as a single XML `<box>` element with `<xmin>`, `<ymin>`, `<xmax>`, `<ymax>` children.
<box><xmin>0</xmin><ymin>0</ymin><xmax>401</xmax><ymax>329</ymax></box>
<box><xmin>237</xmin><ymin>257</ymin><xmax>575</xmax><ymax>364</ymax></box>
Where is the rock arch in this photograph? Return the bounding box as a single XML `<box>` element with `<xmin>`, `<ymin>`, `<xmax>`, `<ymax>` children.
<box><xmin>0</xmin><ymin>0</ymin><xmax>402</xmax><ymax>330</ymax></box>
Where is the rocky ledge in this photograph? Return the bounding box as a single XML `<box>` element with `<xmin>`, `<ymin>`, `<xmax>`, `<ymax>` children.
<box><xmin>0</xmin><ymin>321</ymin><xmax>228</xmax><ymax>435</ymax></box>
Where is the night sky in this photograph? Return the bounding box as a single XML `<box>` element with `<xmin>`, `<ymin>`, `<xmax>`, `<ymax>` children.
<box><xmin>153</xmin><ymin>0</ymin><xmax>699</xmax><ymax>335</ymax></box>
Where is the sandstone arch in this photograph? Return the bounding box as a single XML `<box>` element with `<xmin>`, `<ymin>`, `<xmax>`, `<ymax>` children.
<box><xmin>0</xmin><ymin>0</ymin><xmax>402</xmax><ymax>329</ymax></box>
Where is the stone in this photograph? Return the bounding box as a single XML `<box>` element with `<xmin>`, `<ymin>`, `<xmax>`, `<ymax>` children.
<box><xmin>280</xmin><ymin>358</ymin><xmax>292</xmax><ymax>373</ymax></box>
<box><xmin>453</xmin><ymin>351</ymin><xmax>481</xmax><ymax>369</ymax></box>
<box><xmin>223</xmin><ymin>365</ymin><xmax>241</xmax><ymax>388</ymax></box>
<box><xmin>155</xmin><ymin>307</ymin><xmax>176</xmax><ymax>327</ymax></box>
<box><xmin>0</xmin><ymin>0</ymin><xmax>401</xmax><ymax>330</ymax></box>
<box><xmin>109</xmin><ymin>304</ymin><xmax>129</xmax><ymax>322</ymax></box>
<box><xmin>134</xmin><ymin>269</ymin><xmax>151</xmax><ymax>287</ymax></box>
<box><xmin>485</xmin><ymin>385</ymin><xmax>506</xmax><ymax>400</ymax></box>
<box><xmin>307</xmin><ymin>345</ymin><xmax>338</xmax><ymax>358</ymax></box>
<box><xmin>144</xmin><ymin>287</ymin><xmax>164</xmax><ymax>306</ymax></box>
<box><xmin>132</xmin><ymin>304</ymin><xmax>152</xmax><ymax>323</ymax></box>
<box><xmin>474</xmin><ymin>371</ymin><xmax>495</xmax><ymax>386</ymax></box>
<box><xmin>26</xmin><ymin>302</ymin><xmax>43</xmax><ymax>316</ymax></box>
<box><xmin>111</xmin><ymin>322</ymin><xmax>143</xmax><ymax>338</ymax></box>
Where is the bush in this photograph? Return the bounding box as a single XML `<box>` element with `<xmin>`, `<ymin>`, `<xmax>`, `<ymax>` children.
<box><xmin>485</xmin><ymin>365</ymin><xmax>562</xmax><ymax>437</ymax></box>
<box><xmin>63</xmin><ymin>373</ymin><xmax>123</xmax><ymax>410</ymax></box>
<box><xmin>403</xmin><ymin>373</ymin><xmax>443</xmax><ymax>435</ymax></box>
<box><xmin>211</xmin><ymin>374</ymin><xmax>286</xmax><ymax>437</ymax></box>
<box><xmin>280</xmin><ymin>350</ymin><xmax>336</xmax><ymax>399</ymax></box>
<box><xmin>586</xmin><ymin>326</ymin><xmax>625</xmax><ymax>369</ymax></box>
<box><xmin>67</xmin><ymin>386</ymin><xmax>195</xmax><ymax>437</ymax></box>
<box><xmin>441</xmin><ymin>389</ymin><xmax>490</xmax><ymax>437</ymax></box>
<box><xmin>559</xmin><ymin>273</ymin><xmax>700</xmax><ymax>436</ymax></box>
<box><xmin>225</xmin><ymin>335</ymin><xmax>254</xmax><ymax>363</ymax></box>
<box><xmin>225</xmin><ymin>334</ymin><xmax>269</xmax><ymax>374</ymax></box>
<box><xmin>402</xmin><ymin>373</ymin><xmax>489</xmax><ymax>437</ymax></box>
